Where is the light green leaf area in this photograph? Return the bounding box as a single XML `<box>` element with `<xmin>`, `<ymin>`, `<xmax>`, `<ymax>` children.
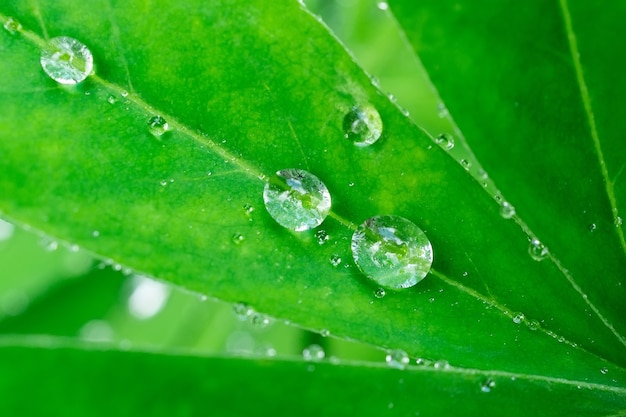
<box><xmin>0</xmin><ymin>337</ymin><xmax>624</xmax><ymax>417</ymax></box>
<box><xmin>0</xmin><ymin>0</ymin><xmax>625</xmax><ymax>411</ymax></box>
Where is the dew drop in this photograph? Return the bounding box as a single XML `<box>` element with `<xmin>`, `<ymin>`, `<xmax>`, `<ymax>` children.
<box><xmin>233</xmin><ymin>302</ymin><xmax>253</xmax><ymax>320</ymax></box>
<box><xmin>263</xmin><ymin>169</ymin><xmax>331</xmax><ymax>232</ymax></box>
<box><xmin>148</xmin><ymin>116</ymin><xmax>169</xmax><ymax>137</ymax></box>
<box><xmin>243</xmin><ymin>203</ymin><xmax>255</xmax><ymax>215</ymax></box>
<box><xmin>512</xmin><ymin>312</ymin><xmax>525</xmax><ymax>324</ymax></box>
<box><xmin>3</xmin><ymin>17</ymin><xmax>22</xmax><ymax>34</ymax></box>
<box><xmin>320</xmin><ymin>329</ymin><xmax>330</xmax><ymax>337</ymax></box>
<box><xmin>40</xmin><ymin>36</ymin><xmax>93</xmax><ymax>85</ymax></box>
<box><xmin>303</xmin><ymin>344</ymin><xmax>325</xmax><ymax>361</ymax></box>
<box><xmin>528</xmin><ymin>239</ymin><xmax>548</xmax><ymax>261</ymax></box>
<box><xmin>435</xmin><ymin>133</ymin><xmax>454</xmax><ymax>150</ymax></box>
<box><xmin>601</xmin><ymin>367</ymin><xmax>609</xmax><ymax>375</ymax></box>
<box><xmin>374</xmin><ymin>287</ymin><xmax>386</xmax><ymax>299</ymax></box>
<box><xmin>480</xmin><ymin>378</ymin><xmax>496</xmax><ymax>393</ymax></box>
<box><xmin>250</xmin><ymin>312</ymin><xmax>271</xmax><ymax>328</ymax></box>
<box><xmin>386</xmin><ymin>349</ymin><xmax>409</xmax><ymax>369</ymax></box>
<box><xmin>377</xmin><ymin>2</ymin><xmax>389</xmax><ymax>11</ymax></box>
<box><xmin>329</xmin><ymin>254</ymin><xmax>342</xmax><ymax>267</ymax></box>
<box><xmin>232</xmin><ymin>233</ymin><xmax>245</xmax><ymax>245</ymax></box>
<box><xmin>315</xmin><ymin>229</ymin><xmax>329</xmax><ymax>245</ymax></box>
<box><xmin>460</xmin><ymin>159</ymin><xmax>471</xmax><ymax>169</ymax></box>
<box><xmin>588</xmin><ymin>223</ymin><xmax>597</xmax><ymax>232</ymax></box>
<box><xmin>433</xmin><ymin>360</ymin><xmax>450</xmax><ymax>370</ymax></box>
<box><xmin>500</xmin><ymin>201</ymin><xmax>516</xmax><ymax>219</ymax></box>
<box><xmin>437</xmin><ymin>103</ymin><xmax>449</xmax><ymax>118</ymax></box>
<box><xmin>615</xmin><ymin>217</ymin><xmax>623</xmax><ymax>227</ymax></box>
<box><xmin>343</xmin><ymin>104</ymin><xmax>383</xmax><ymax>147</ymax></box>
<box><xmin>107</xmin><ymin>95</ymin><xmax>117</xmax><ymax>105</ymax></box>
<box><xmin>528</xmin><ymin>319</ymin><xmax>540</xmax><ymax>331</ymax></box>
<box><xmin>92</xmin><ymin>230</ymin><xmax>100</xmax><ymax>238</ymax></box>
<box><xmin>351</xmin><ymin>215</ymin><xmax>433</xmax><ymax>289</ymax></box>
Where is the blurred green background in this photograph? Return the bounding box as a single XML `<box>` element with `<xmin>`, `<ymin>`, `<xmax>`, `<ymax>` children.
<box><xmin>0</xmin><ymin>0</ymin><xmax>450</xmax><ymax>362</ymax></box>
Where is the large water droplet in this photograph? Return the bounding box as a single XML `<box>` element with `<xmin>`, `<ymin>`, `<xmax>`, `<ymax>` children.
<box><xmin>528</xmin><ymin>239</ymin><xmax>548</xmax><ymax>261</ymax></box>
<box><xmin>263</xmin><ymin>169</ymin><xmax>331</xmax><ymax>231</ymax></box>
<box><xmin>343</xmin><ymin>104</ymin><xmax>383</xmax><ymax>147</ymax></box>
<box><xmin>386</xmin><ymin>349</ymin><xmax>409</xmax><ymax>369</ymax></box>
<box><xmin>435</xmin><ymin>133</ymin><xmax>454</xmax><ymax>150</ymax></box>
<box><xmin>303</xmin><ymin>344</ymin><xmax>325</xmax><ymax>361</ymax></box>
<box><xmin>148</xmin><ymin>116</ymin><xmax>169</xmax><ymax>137</ymax></box>
<box><xmin>40</xmin><ymin>36</ymin><xmax>93</xmax><ymax>85</ymax></box>
<box><xmin>3</xmin><ymin>17</ymin><xmax>22</xmax><ymax>34</ymax></box>
<box><xmin>351</xmin><ymin>215</ymin><xmax>433</xmax><ymax>289</ymax></box>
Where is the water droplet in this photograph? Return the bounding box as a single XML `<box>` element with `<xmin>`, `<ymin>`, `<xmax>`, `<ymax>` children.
<box><xmin>303</xmin><ymin>344</ymin><xmax>325</xmax><ymax>361</ymax></box>
<box><xmin>528</xmin><ymin>239</ymin><xmax>548</xmax><ymax>261</ymax></box>
<box><xmin>232</xmin><ymin>233</ymin><xmax>245</xmax><ymax>245</ymax></box>
<box><xmin>460</xmin><ymin>159</ymin><xmax>471</xmax><ymax>169</ymax></box>
<box><xmin>251</xmin><ymin>312</ymin><xmax>271</xmax><ymax>328</ymax></box>
<box><xmin>374</xmin><ymin>287</ymin><xmax>386</xmax><ymax>298</ymax></box>
<box><xmin>435</xmin><ymin>133</ymin><xmax>454</xmax><ymax>150</ymax></box>
<box><xmin>121</xmin><ymin>90</ymin><xmax>129</xmax><ymax>98</ymax></box>
<box><xmin>351</xmin><ymin>215</ymin><xmax>433</xmax><ymax>289</ymax></box>
<box><xmin>329</xmin><ymin>254</ymin><xmax>342</xmax><ymax>267</ymax></box>
<box><xmin>588</xmin><ymin>223</ymin><xmax>597</xmax><ymax>232</ymax></box>
<box><xmin>40</xmin><ymin>237</ymin><xmax>58</xmax><ymax>252</ymax></box>
<box><xmin>107</xmin><ymin>95</ymin><xmax>117</xmax><ymax>105</ymax></box>
<box><xmin>343</xmin><ymin>104</ymin><xmax>383</xmax><ymax>147</ymax></box>
<box><xmin>3</xmin><ymin>17</ymin><xmax>22</xmax><ymax>34</ymax></box>
<box><xmin>243</xmin><ymin>203</ymin><xmax>255</xmax><ymax>215</ymax></box>
<box><xmin>480</xmin><ymin>378</ymin><xmax>496</xmax><ymax>392</ymax></box>
<box><xmin>320</xmin><ymin>329</ymin><xmax>330</xmax><ymax>337</ymax></box>
<box><xmin>500</xmin><ymin>201</ymin><xmax>516</xmax><ymax>219</ymax></box>
<box><xmin>386</xmin><ymin>349</ymin><xmax>409</xmax><ymax>369</ymax></box>
<box><xmin>40</xmin><ymin>36</ymin><xmax>93</xmax><ymax>85</ymax></box>
<box><xmin>600</xmin><ymin>367</ymin><xmax>609</xmax><ymax>375</ymax></box>
<box><xmin>615</xmin><ymin>216</ymin><xmax>623</xmax><ymax>227</ymax></box>
<box><xmin>512</xmin><ymin>312</ymin><xmax>525</xmax><ymax>324</ymax></box>
<box><xmin>315</xmin><ymin>229</ymin><xmax>329</xmax><ymax>245</ymax></box>
<box><xmin>462</xmin><ymin>271</ymin><xmax>469</xmax><ymax>277</ymax></box>
<box><xmin>263</xmin><ymin>169</ymin><xmax>331</xmax><ymax>232</ymax></box>
<box><xmin>377</xmin><ymin>2</ymin><xmax>389</xmax><ymax>11</ymax></box>
<box><xmin>92</xmin><ymin>230</ymin><xmax>100</xmax><ymax>238</ymax></box>
<box><xmin>437</xmin><ymin>103</ymin><xmax>449</xmax><ymax>118</ymax></box>
<box><xmin>527</xmin><ymin>319</ymin><xmax>540</xmax><ymax>331</ymax></box>
<box><xmin>433</xmin><ymin>360</ymin><xmax>449</xmax><ymax>370</ymax></box>
<box><xmin>148</xmin><ymin>116</ymin><xmax>169</xmax><ymax>137</ymax></box>
<box><xmin>233</xmin><ymin>302</ymin><xmax>252</xmax><ymax>320</ymax></box>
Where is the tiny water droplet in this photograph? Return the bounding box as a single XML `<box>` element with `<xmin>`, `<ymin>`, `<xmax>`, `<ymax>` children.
<box><xmin>320</xmin><ymin>329</ymin><xmax>330</xmax><ymax>337</ymax></box>
<box><xmin>512</xmin><ymin>312</ymin><xmax>525</xmax><ymax>324</ymax></box>
<box><xmin>92</xmin><ymin>230</ymin><xmax>100</xmax><ymax>238</ymax></box>
<box><xmin>615</xmin><ymin>217</ymin><xmax>623</xmax><ymax>227</ymax></box>
<box><xmin>159</xmin><ymin>180</ymin><xmax>168</xmax><ymax>187</ymax></box>
<box><xmin>528</xmin><ymin>319</ymin><xmax>540</xmax><ymax>331</ymax></box>
<box><xmin>434</xmin><ymin>360</ymin><xmax>449</xmax><ymax>370</ymax></box>
<box><xmin>303</xmin><ymin>344</ymin><xmax>325</xmax><ymax>361</ymax></box>
<box><xmin>40</xmin><ymin>36</ymin><xmax>93</xmax><ymax>85</ymax></box>
<box><xmin>500</xmin><ymin>201</ymin><xmax>516</xmax><ymax>219</ymax></box>
<box><xmin>435</xmin><ymin>133</ymin><xmax>454</xmax><ymax>150</ymax></box>
<box><xmin>374</xmin><ymin>287</ymin><xmax>386</xmax><ymax>298</ymax></box>
<box><xmin>315</xmin><ymin>229</ymin><xmax>329</xmax><ymax>245</ymax></box>
<box><xmin>232</xmin><ymin>233</ymin><xmax>245</xmax><ymax>245</ymax></box>
<box><xmin>107</xmin><ymin>95</ymin><xmax>117</xmax><ymax>105</ymax></box>
<box><xmin>437</xmin><ymin>103</ymin><xmax>449</xmax><ymax>118</ymax></box>
<box><xmin>386</xmin><ymin>349</ymin><xmax>409</xmax><ymax>369</ymax></box>
<box><xmin>250</xmin><ymin>312</ymin><xmax>271</xmax><ymax>328</ymax></box>
<box><xmin>480</xmin><ymin>378</ymin><xmax>496</xmax><ymax>393</ymax></box>
<box><xmin>462</xmin><ymin>271</ymin><xmax>469</xmax><ymax>277</ymax></box>
<box><xmin>40</xmin><ymin>237</ymin><xmax>58</xmax><ymax>252</ymax></box>
<box><xmin>600</xmin><ymin>367</ymin><xmax>609</xmax><ymax>375</ymax></box>
<box><xmin>351</xmin><ymin>215</ymin><xmax>433</xmax><ymax>289</ymax></box>
<box><xmin>148</xmin><ymin>116</ymin><xmax>169</xmax><ymax>137</ymax></box>
<box><xmin>233</xmin><ymin>302</ymin><xmax>252</xmax><ymax>320</ymax></box>
<box><xmin>377</xmin><ymin>2</ymin><xmax>389</xmax><ymax>11</ymax></box>
<box><xmin>528</xmin><ymin>239</ymin><xmax>548</xmax><ymax>261</ymax></box>
<box><xmin>3</xmin><ymin>17</ymin><xmax>22</xmax><ymax>34</ymax></box>
<box><xmin>343</xmin><ymin>104</ymin><xmax>383</xmax><ymax>147</ymax></box>
<box><xmin>460</xmin><ymin>159</ymin><xmax>471</xmax><ymax>169</ymax></box>
<box><xmin>588</xmin><ymin>223</ymin><xmax>597</xmax><ymax>232</ymax></box>
<box><xmin>243</xmin><ymin>203</ymin><xmax>255</xmax><ymax>215</ymax></box>
<box><xmin>329</xmin><ymin>254</ymin><xmax>342</xmax><ymax>267</ymax></box>
<box><xmin>263</xmin><ymin>169</ymin><xmax>331</xmax><ymax>232</ymax></box>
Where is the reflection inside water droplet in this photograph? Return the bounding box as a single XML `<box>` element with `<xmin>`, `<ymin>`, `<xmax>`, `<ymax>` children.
<box><xmin>263</xmin><ymin>169</ymin><xmax>331</xmax><ymax>232</ymax></box>
<box><xmin>40</xmin><ymin>36</ymin><xmax>93</xmax><ymax>85</ymax></box>
<box><xmin>351</xmin><ymin>215</ymin><xmax>433</xmax><ymax>289</ymax></box>
<box><xmin>343</xmin><ymin>104</ymin><xmax>383</xmax><ymax>147</ymax></box>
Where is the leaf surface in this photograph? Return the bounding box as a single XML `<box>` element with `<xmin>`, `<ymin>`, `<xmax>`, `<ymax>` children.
<box><xmin>0</xmin><ymin>0</ymin><xmax>625</xmax><ymax>403</ymax></box>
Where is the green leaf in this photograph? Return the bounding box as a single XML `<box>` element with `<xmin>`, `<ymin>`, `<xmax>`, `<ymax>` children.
<box><xmin>1</xmin><ymin>0</ymin><xmax>625</xmax><ymax>411</ymax></box>
<box><xmin>0</xmin><ymin>338</ymin><xmax>624</xmax><ymax>417</ymax></box>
